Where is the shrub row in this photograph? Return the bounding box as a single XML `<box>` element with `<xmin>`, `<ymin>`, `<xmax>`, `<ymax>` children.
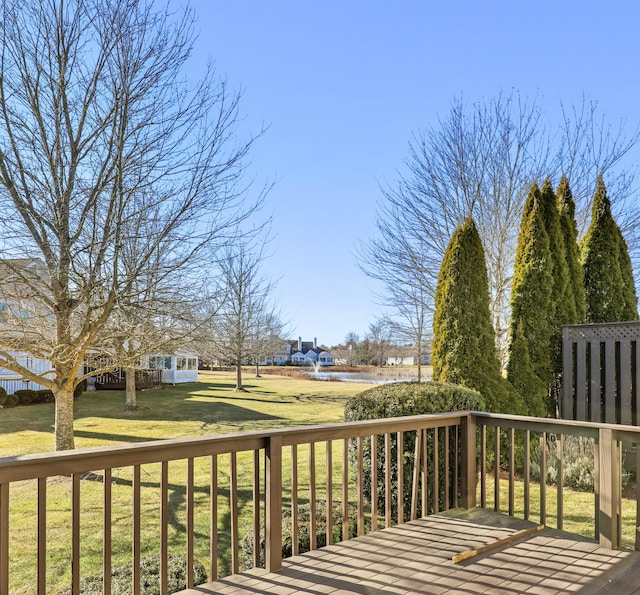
<box><xmin>0</xmin><ymin>380</ymin><xmax>86</xmax><ymax>408</ymax></box>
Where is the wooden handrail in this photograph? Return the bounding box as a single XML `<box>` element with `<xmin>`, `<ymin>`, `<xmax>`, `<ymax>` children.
<box><xmin>0</xmin><ymin>411</ymin><xmax>467</xmax><ymax>483</ymax></box>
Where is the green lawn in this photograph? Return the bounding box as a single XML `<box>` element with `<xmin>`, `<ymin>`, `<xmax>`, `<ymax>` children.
<box><xmin>0</xmin><ymin>369</ymin><xmax>375</xmax><ymax>457</ymax></box>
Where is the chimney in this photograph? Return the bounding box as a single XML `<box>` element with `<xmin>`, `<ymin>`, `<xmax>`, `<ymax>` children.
<box><xmin>298</xmin><ymin>336</ymin><xmax>302</xmax><ymax>352</ymax></box>
<box><xmin>314</xmin><ymin>337</ymin><xmax>317</xmax><ymax>350</ymax></box>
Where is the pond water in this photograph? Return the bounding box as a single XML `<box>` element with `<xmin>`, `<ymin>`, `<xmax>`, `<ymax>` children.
<box><xmin>302</xmin><ymin>371</ymin><xmax>416</xmax><ymax>384</ymax></box>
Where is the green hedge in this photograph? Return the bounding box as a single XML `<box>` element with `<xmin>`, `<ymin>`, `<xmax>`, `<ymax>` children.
<box><xmin>74</xmin><ymin>379</ymin><xmax>87</xmax><ymax>399</ymax></box>
<box><xmin>3</xmin><ymin>394</ymin><xmax>18</xmax><ymax>408</ymax></box>
<box><xmin>0</xmin><ymin>381</ymin><xmax>85</xmax><ymax>408</ymax></box>
<box><xmin>344</xmin><ymin>381</ymin><xmax>484</xmax><ymax>519</ymax></box>
<box><xmin>344</xmin><ymin>381</ymin><xmax>484</xmax><ymax>420</ymax></box>
<box><xmin>14</xmin><ymin>389</ymin><xmax>39</xmax><ymax>405</ymax></box>
<box><xmin>36</xmin><ymin>389</ymin><xmax>55</xmax><ymax>403</ymax></box>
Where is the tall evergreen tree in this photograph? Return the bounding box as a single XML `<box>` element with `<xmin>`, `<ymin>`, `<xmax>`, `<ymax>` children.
<box><xmin>433</xmin><ymin>217</ymin><xmax>522</xmax><ymax>413</ymax></box>
<box><xmin>582</xmin><ymin>175</ymin><xmax>638</xmax><ymax>322</ymax></box>
<box><xmin>556</xmin><ymin>176</ymin><xmax>586</xmax><ymax>323</ymax></box>
<box><xmin>507</xmin><ymin>182</ymin><xmax>553</xmax><ymax>417</ymax></box>
<box><xmin>617</xmin><ymin>227</ymin><xmax>638</xmax><ymax>320</ymax></box>
<box><xmin>539</xmin><ymin>178</ymin><xmax>570</xmax><ymax>379</ymax></box>
<box><xmin>507</xmin><ymin>322</ymin><xmax>547</xmax><ymax>417</ymax></box>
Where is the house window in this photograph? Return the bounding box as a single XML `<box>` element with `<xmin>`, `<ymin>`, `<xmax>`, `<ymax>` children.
<box><xmin>150</xmin><ymin>356</ymin><xmax>172</xmax><ymax>370</ymax></box>
<box><xmin>176</xmin><ymin>357</ymin><xmax>197</xmax><ymax>370</ymax></box>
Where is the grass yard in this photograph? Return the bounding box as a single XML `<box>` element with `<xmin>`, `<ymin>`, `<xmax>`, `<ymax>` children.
<box><xmin>0</xmin><ymin>369</ymin><xmax>375</xmax><ymax>457</ymax></box>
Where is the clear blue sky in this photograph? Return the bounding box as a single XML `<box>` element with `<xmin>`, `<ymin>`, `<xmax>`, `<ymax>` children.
<box><xmin>188</xmin><ymin>1</ymin><xmax>640</xmax><ymax>347</ymax></box>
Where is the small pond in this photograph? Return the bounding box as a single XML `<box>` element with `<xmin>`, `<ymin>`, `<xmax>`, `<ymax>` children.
<box><xmin>302</xmin><ymin>371</ymin><xmax>418</xmax><ymax>384</ymax></box>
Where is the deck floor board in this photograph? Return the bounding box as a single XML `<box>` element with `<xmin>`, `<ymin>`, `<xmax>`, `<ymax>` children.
<box><xmin>176</xmin><ymin>508</ymin><xmax>640</xmax><ymax>594</ymax></box>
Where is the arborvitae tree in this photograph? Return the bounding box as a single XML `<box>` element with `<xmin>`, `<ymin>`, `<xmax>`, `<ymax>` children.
<box><xmin>507</xmin><ymin>182</ymin><xmax>553</xmax><ymax>417</ymax></box>
<box><xmin>556</xmin><ymin>176</ymin><xmax>586</xmax><ymax>323</ymax></box>
<box><xmin>507</xmin><ymin>322</ymin><xmax>547</xmax><ymax>418</ymax></box>
<box><xmin>539</xmin><ymin>178</ymin><xmax>570</xmax><ymax>379</ymax></box>
<box><xmin>582</xmin><ymin>175</ymin><xmax>638</xmax><ymax>322</ymax></box>
<box><xmin>433</xmin><ymin>217</ymin><xmax>522</xmax><ymax>413</ymax></box>
<box><xmin>617</xmin><ymin>227</ymin><xmax>638</xmax><ymax>320</ymax></box>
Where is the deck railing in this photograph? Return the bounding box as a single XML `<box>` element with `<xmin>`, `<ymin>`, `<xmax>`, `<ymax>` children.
<box><xmin>0</xmin><ymin>411</ymin><xmax>638</xmax><ymax>594</ymax></box>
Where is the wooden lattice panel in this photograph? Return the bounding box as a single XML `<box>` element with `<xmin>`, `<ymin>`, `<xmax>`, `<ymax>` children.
<box><xmin>563</xmin><ymin>321</ymin><xmax>640</xmax><ymax>342</ymax></box>
<box><xmin>562</xmin><ymin>321</ymin><xmax>640</xmax><ymax>425</ymax></box>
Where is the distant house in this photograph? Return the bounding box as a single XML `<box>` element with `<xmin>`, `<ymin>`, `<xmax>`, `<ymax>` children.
<box><xmin>84</xmin><ymin>350</ymin><xmax>199</xmax><ymax>389</ymax></box>
<box><xmin>385</xmin><ymin>344</ymin><xmax>431</xmax><ymax>366</ymax></box>
<box><xmin>283</xmin><ymin>337</ymin><xmax>335</xmax><ymax>366</ymax></box>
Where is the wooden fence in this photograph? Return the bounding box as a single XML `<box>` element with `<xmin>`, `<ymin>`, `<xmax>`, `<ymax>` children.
<box><xmin>561</xmin><ymin>321</ymin><xmax>640</xmax><ymax>424</ymax></box>
<box><xmin>92</xmin><ymin>369</ymin><xmax>163</xmax><ymax>390</ymax></box>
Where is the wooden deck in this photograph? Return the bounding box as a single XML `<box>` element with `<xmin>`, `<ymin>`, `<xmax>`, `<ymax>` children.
<box><xmin>177</xmin><ymin>508</ymin><xmax>640</xmax><ymax>594</ymax></box>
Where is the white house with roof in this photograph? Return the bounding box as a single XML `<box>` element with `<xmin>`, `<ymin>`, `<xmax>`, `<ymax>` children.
<box><xmin>288</xmin><ymin>337</ymin><xmax>335</xmax><ymax>366</ymax></box>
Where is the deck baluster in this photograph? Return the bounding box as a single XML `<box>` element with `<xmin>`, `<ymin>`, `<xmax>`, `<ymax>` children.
<box><xmin>371</xmin><ymin>434</ymin><xmax>378</xmax><ymax>531</ymax></box>
<box><xmin>291</xmin><ymin>444</ymin><xmax>299</xmax><ymax>555</ymax></box>
<box><xmin>397</xmin><ymin>431</ymin><xmax>404</xmax><ymax>524</ymax></box>
<box><xmin>357</xmin><ymin>437</ymin><xmax>364</xmax><ymax>536</ymax></box>
<box><xmin>210</xmin><ymin>455</ymin><xmax>218</xmax><ymax>581</ymax></box>
<box><xmin>524</xmin><ymin>431</ymin><xmax>530</xmax><ymax>520</ymax></box>
<box><xmin>342</xmin><ymin>439</ymin><xmax>349</xmax><ymax>539</ymax></box>
<box><xmin>37</xmin><ymin>477</ymin><xmax>47</xmax><ymax>595</ymax></box>
<box><xmin>253</xmin><ymin>450</ymin><xmax>260</xmax><ymax>567</ymax></box>
<box><xmin>326</xmin><ymin>440</ymin><xmax>333</xmax><ymax>545</ymax></box>
<box><xmin>103</xmin><ymin>470</ymin><xmax>111</xmax><ymax>595</ymax></box>
<box><xmin>309</xmin><ymin>442</ymin><xmax>317</xmax><ymax>550</ymax></box>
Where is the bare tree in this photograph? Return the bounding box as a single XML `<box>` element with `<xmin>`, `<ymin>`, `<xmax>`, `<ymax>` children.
<box><xmin>360</xmin><ymin>92</ymin><xmax>640</xmax><ymax>367</ymax></box>
<box><xmin>210</xmin><ymin>243</ymin><xmax>280</xmax><ymax>391</ymax></box>
<box><xmin>0</xmin><ymin>0</ymin><xmax>264</xmax><ymax>450</ymax></box>
<box><xmin>366</xmin><ymin>317</ymin><xmax>392</xmax><ymax>367</ymax></box>
<box><xmin>247</xmin><ymin>311</ymin><xmax>287</xmax><ymax>377</ymax></box>
<box><xmin>101</xmin><ymin>198</ymin><xmax>221</xmax><ymax>409</ymax></box>
<box><xmin>344</xmin><ymin>332</ymin><xmax>359</xmax><ymax>367</ymax></box>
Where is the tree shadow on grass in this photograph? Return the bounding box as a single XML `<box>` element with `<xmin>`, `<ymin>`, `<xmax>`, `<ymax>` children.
<box><xmin>81</xmin><ymin>470</ymin><xmax>254</xmax><ymax>576</ymax></box>
<box><xmin>67</xmin><ymin>402</ymin><xmax>285</xmax><ymax>443</ymax></box>
<box><xmin>209</xmin><ymin>393</ymin><xmax>297</xmax><ymax>405</ymax></box>
<box><xmin>0</xmin><ymin>377</ymin><xmax>354</xmax><ymax>443</ymax></box>
<box><xmin>0</xmin><ymin>397</ymin><xmax>285</xmax><ymax>441</ymax></box>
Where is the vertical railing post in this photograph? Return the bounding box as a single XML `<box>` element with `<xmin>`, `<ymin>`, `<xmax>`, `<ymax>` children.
<box><xmin>561</xmin><ymin>326</ymin><xmax>573</xmax><ymax>419</ymax></box>
<box><xmin>598</xmin><ymin>427</ymin><xmax>621</xmax><ymax>549</ymax></box>
<box><xmin>460</xmin><ymin>414</ymin><xmax>477</xmax><ymax>509</ymax></box>
<box><xmin>0</xmin><ymin>483</ymin><xmax>8</xmax><ymax>595</ymax></box>
<box><xmin>265</xmin><ymin>435</ymin><xmax>283</xmax><ymax>572</ymax></box>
